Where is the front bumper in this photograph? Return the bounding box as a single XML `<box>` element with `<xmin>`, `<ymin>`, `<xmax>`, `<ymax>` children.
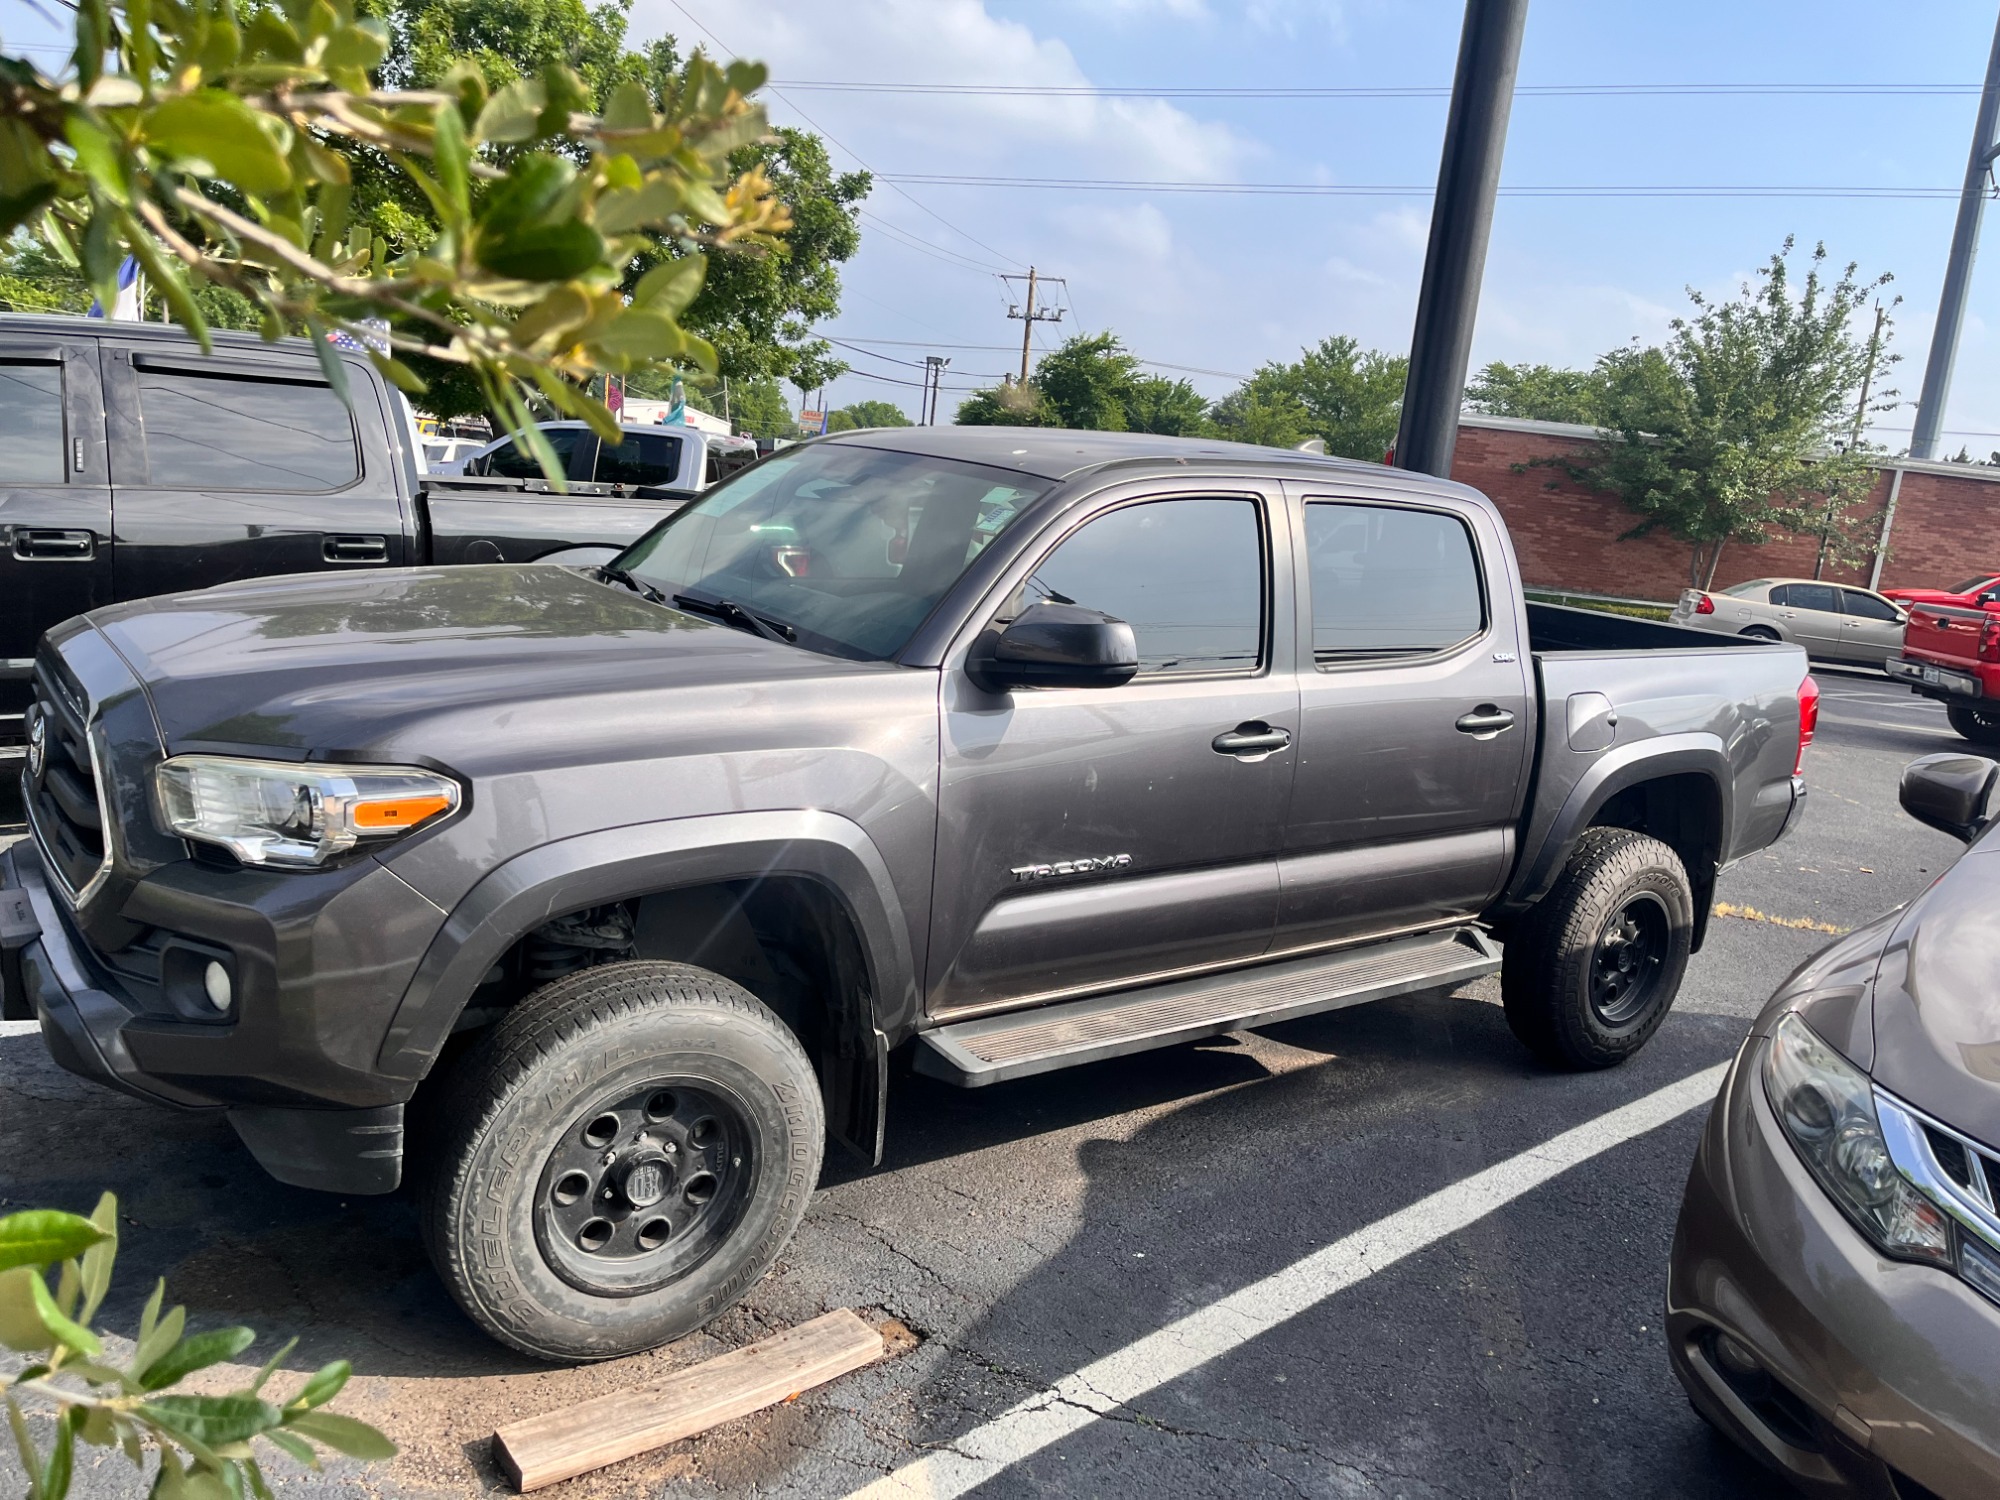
<box><xmin>1</xmin><ymin>838</ymin><xmax>429</xmax><ymax>1195</ymax></box>
<box><xmin>1667</xmin><ymin>1036</ymin><xmax>2000</xmax><ymax>1499</ymax></box>
<box><xmin>1886</xmin><ymin>656</ymin><xmax>1982</xmax><ymax>699</ymax></box>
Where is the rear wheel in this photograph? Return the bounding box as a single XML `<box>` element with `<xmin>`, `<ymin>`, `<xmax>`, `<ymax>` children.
<box><xmin>420</xmin><ymin>961</ymin><xmax>823</xmax><ymax>1361</ymax></box>
<box><xmin>1946</xmin><ymin>701</ymin><xmax>2000</xmax><ymax>745</ymax></box>
<box><xmin>1738</xmin><ymin>626</ymin><xmax>1781</xmax><ymax>642</ymax></box>
<box><xmin>1502</xmin><ymin>829</ymin><xmax>1694</xmax><ymax>1069</ymax></box>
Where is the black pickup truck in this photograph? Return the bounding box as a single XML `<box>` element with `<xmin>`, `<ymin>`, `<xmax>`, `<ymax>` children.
<box><xmin>0</xmin><ymin>314</ymin><xmax>702</xmax><ymax>757</ymax></box>
<box><xmin>3</xmin><ymin>427</ymin><xmax>1813</xmax><ymax>1361</ymax></box>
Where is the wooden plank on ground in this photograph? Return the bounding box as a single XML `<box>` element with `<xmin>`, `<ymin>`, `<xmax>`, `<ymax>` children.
<box><xmin>492</xmin><ymin>1309</ymin><xmax>885</xmax><ymax>1491</ymax></box>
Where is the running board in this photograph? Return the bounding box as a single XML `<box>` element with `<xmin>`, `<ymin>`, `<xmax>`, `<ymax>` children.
<box><xmin>914</xmin><ymin>926</ymin><xmax>1502</xmax><ymax>1087</ymax></box>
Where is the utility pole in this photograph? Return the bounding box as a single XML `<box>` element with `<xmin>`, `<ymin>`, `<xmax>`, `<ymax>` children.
<box><xmin>1910</xmin><ymin>10</ymin><xmax>2000</xmax><ymax>461</ymax></box>
<box><xmin>1816</xmin><ymin>301</ymin><xmax>1890</xmax><ymax>579</ymax></box>
<box><xmin>1003</xmin><ymin>268</ymin><xmax>1066</xmax><ymax>384</ymax></box>
<box><xmin>1392</xmin><ymin>0</ymin><xmax>1531</xmax><ymax>478</ymax></box>
<box><xmin>922</xmin><ymin>356</ymin><xmax>950</xmax><ymax>424</ymax></box>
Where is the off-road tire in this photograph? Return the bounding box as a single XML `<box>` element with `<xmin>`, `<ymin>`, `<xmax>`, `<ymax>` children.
<box><xmin>419</xmin><ymin>961</ymin><xmax>823</xmax><ymax>1362</ymax></box>
<box><xmin>1501</xmin><ymin>828</ymin><xmax>1693</xmax><ymax>1069</ymax></box>
<box><xmin>1946</xmin><ymin>701</ymin><xmax>2000</xmax><ymax>746</ymax></box>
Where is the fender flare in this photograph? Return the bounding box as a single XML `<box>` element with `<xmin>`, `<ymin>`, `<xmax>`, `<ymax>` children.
<box><xmin>372</xmin><ymin>809</ymin><xmax>919</xmax><ymax>1082</ymax></box>
<box><xmin>1505</xmin><ymin>732</ymin><xmax>1732</xmax><ymax>918</ymax></box>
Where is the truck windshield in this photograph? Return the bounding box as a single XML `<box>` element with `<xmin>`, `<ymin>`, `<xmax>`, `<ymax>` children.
<box><xmin>618</xmin><ymin>444</ymin><xmax>1051</xmax><ymax>660</ymax></box>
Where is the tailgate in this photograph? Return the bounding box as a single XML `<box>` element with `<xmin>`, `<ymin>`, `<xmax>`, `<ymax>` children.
<box><xmin>1901</xmin><ymin>603</ymin><xmax>1990</xmax><ymax>666</ymax></box>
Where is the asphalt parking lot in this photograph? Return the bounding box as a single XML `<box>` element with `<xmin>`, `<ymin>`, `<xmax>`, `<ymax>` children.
<box><xmin>0</xmin><ymin>667</ymin><xmax>1977</xmax><ymax>1498</ymax></box>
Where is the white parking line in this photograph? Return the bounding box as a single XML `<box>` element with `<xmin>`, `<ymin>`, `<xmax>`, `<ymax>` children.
<box><xmin>846</xmin><ymin>1061</ymin><xmax>1730</xmax><ymax>1499</ymax></box>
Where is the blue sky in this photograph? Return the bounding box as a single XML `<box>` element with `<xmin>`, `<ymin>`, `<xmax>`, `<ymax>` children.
<box><xmin>10</xmin><ymin>0</ymin><xmax>2000</xmax><ymax>448</ymax></box>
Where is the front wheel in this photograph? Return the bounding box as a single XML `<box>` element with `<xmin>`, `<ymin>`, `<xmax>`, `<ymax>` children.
<box><xmin>1946</xmin><ymin>701</ymin><xmax>2000</xmax><ymax>745</ymax></box>
<box><xmin>420</xmin><ymin>961</ymin><xmax>824</xmax><ymax>1361</ymax></box>
<box><xmin>1501</xmin><ymin>829</ymin><xmax>1693</xmax><ymax>1069</ymax></box>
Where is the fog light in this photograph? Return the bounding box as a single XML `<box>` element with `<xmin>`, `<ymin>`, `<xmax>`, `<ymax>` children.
<box><xmin>1713</xmin><ymin>1333</ymin><xmax>1761</xmax><ymax>1380</ymax></box>
<box><xmin>202</xmin><ymin>961</ymin><xmax>232</xmax><ymax>1013</ymax></box>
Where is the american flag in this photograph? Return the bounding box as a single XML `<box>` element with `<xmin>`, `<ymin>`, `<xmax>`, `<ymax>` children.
<box><xmin>326</xmin><ymin>317</ymin><xmax>390</xmax><ymax>353</ymax></box>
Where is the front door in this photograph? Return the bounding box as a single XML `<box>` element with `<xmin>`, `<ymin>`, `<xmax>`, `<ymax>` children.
<box><xmin>928</xmin><ymin>491</ymin><xmax>1298</xmax><ymax>1015</ymax></box>
<box><xmin>102</xmin><ymin>343</ymin><xmax>408</xmax><ymax>603</ymax></box>
<box><xmin>1838</xmin><ymin>587</ymin><xmax>1904</xmax><ymax>665</ymax></box>
<box><xmin>1276</xmin><ymin>492</ymin><xmax>1532</xmax><ymax>953</ymax></box>
<box><xmin>0</xmin><ymin>337</ymin><xmax>111</xmax><ymax>747</ymax></box>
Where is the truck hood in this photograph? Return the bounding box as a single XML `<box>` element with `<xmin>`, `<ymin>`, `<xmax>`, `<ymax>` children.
<box><xmin>1868</xmin><ymin>834</ymin><xmax>2000</xmax><ymax>1146</ymax></box>
<box><xmin>82</xmin><ymin>564</ymin><xmax>881</xmax><ymax>757</ymax></box>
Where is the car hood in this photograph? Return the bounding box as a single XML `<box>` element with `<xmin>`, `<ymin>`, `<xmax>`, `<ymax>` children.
<box><xmin>81</xmin><ymin>564</ymin><xmax>882</xmax><ymax>758</ymax></box>
<box><xmin>1869</xmin><ymin>832</ymin><xmax>2000</xmax><ymax>1145</ymax></box>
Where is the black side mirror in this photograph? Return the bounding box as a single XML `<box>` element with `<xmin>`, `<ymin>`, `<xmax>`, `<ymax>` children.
<box><xmin>1977</xmin><ymin>590</ymin><xmax>2000</xmax><ymax>607</ymax></box>
<box><xmin>1900</xmin><ymin>753</ymin><xmax>2000</xmax><ymax>842</ymax></box>
<box><xmin>969</xmin><ymin>601</ymin><xmax>1139</xmax><ymax>692</ymax></box>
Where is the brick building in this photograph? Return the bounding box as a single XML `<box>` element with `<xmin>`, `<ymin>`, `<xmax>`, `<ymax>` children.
<box><xmin>1445</xmin><ymin>414</ymin><xmax>2000</xmax><ymax>602</ymax></box>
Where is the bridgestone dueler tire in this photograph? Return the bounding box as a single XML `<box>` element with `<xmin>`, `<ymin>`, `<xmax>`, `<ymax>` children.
<box><xmin>1501</xmin><ymin>828</ymin><xmax>1693</xmax><ymax>1070</ymax></box>
<box><xmin>419</xmin><ymin>961</ymin><xmax>823</xmax><ymax>1362</ymax></box>
<box><xmin>1947</xmin><ymin>702</ymin><xmax>2000</xmax><ymax>745</ymax></box>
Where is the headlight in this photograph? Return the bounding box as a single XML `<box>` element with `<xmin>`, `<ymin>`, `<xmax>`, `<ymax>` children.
<box><xmin>154</xmin><ymin>755</ymin><xmax>460</xmax><ymax>869</ymax></box>
<box><xmin>1763</xmin><ymin>1012</ymin><xmax>1952</xmax><ymax>1265</ymax></box>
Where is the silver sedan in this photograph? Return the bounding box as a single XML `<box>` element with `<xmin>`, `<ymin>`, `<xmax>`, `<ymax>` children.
<box><xmin>1668</xmin><ymin>577</ymin><xmax>1908</xmax><ymax>667</ymax></box>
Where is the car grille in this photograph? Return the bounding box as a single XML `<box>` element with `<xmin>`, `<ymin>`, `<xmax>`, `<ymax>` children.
<box><xmin>1898</xmin><ymin>1104</ymin><xmax>2000</xmax><ymax>1256</ymax></box>
<box><xmin>24</xmin><ymin>656</ymin><xmax>111</xmax><ymax>904</ymax></box>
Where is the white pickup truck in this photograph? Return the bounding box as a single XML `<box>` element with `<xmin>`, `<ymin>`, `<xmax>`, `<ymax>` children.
<box><xmin>435</xmin><ymin>419</ymin><xmax>759</xmax><ymax>490</ymax></box>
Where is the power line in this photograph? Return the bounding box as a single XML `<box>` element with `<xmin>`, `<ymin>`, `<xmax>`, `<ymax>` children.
<box><xmin>880</xmin><ymin>174</ymin><xmax>1981</xmax><ymax>200</ymax></box>
<box><xmin>824</xmin><ymin>337</ymin><xmax>1011</xmax><ymax>380</ymax></box>
<box><xmin>855</xmin><ymin>209</ymin><xmax>1014</xmax><ymax>277</ymax></box>
<box><xmin>771</xmin><ymin>80</ymin><xmax>1985</xmax><ymax>100</ymax></box>
<box><xmin>829</xmin><ymin>335</ymin><xmax>1251</xmax><ymax>382</ymax></box>
<box><xmin>662</xmin><ymin>0</ymin><xmax>1029</xmax><ymax>273</ymax></box>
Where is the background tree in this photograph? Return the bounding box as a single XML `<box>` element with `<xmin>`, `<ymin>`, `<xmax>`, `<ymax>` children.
<box><xmin>825</xmin><ymin>398</ymin><xmax>911</xmax><ymax>431</ymax></box>
<box><xmin>1209</xmin><ymin>336</ymin><xmax>1405</xmax><ymax>459</ymax></box>
<box><xmin>954</xmin><ymin>380</ymin><xmax>1055</xmax><ymax>427</ymax></box>
<box><xmin>953</xmin><ymin>332</ymin><xmax>1205</xmax><ymax>433</ymax></box>
<box><xmin>725</xmin><ymin>372</ymin><xmax>802</xmax><ymax>439</ymax></box>
<box><xmin>1466</xmin><ymin>360</ymin><xmax>1603</xmax><ymax>423</ymax></box>
<box><xmin>1555</xmin><ymin>240</ymin><xmax>1894</xmax><ymax>587</ymax></box>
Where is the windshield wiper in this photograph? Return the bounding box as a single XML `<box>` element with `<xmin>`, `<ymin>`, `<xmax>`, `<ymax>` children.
<box><xmin>672</xmin><ymin>593</ymin><xmax>798</xmax><ymax>644</ymax></box>
<box><xmin>597</xmin><ymin>565</ymin><xmax>668</xmax><ymax>605</ymax></box>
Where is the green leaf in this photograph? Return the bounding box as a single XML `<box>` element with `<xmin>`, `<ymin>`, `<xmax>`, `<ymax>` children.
<box><xmin>247</xmin><ymin>1336</ymin><xmax>297</xmax><ymax>1396</ymax></box>
<box><xmin>431</xmin><ymin>100</ymin><xmax>471</xmax><ymax>228</ymax></box>
<box><xmin>121</xmin><ymin>216</ymin><xmax>211</xmax><ymax>353</ymax></box>
<box><xmin>0</xmin><ymin>1267</ymin><xmax>50</xmax><ymax>1352</ymax></box>
<box><xmin>632</xmin><ymin>254</ymin><xmax>706</xmax><ymax>319</ymax></box>
<box><xmin>63</xmin><ymin>116</ymin><xmax>127</xmax><ymax>205</ymax></box>
<box><xmin>288</xmin><ymin>1361</ymin><xmax>348</xmax><ymax>1411</ymax></box>
<box><xmin>132</xmin><ymin>1303</ymin><xmax>186</xmax><ymax>1382</ymax></box>
<box><xmin>591</xmin><ymin>178</ymin><xmax>679</xmax><ymax>236</ymax></box>
<box><xmin>42</xmin><ymin>1406</ymin><xmax>79</xmax><ymax>1500</ymax></box>
<box><xmin>140</xmin><ymin>1396</ymin><xmax>282</xmax><ymax>1449</ymax></box>
<box><xmin>306</xmin><ymin>322</ymin><xmax>353</xmax><ymax>408</ymax></box>
<box><xmin>78</xmin><ymin>1193</ymin><xmax>117</xmax><ymax>1326</ymax></box>
<box><xmin>602</xmin><ymin>80</ymin><xmax>655</xmax><ymax>132</ymax></box>
<box><xmin>137</xmin><ymin>1280</ymin><xmax>164</xmax><ymax>1349</ymax></box>
<box><xmin>473</xmin><ymin>78</ymin><xmax>546</xmax><ymax>144</ymax></box>
<box><xmin>475</xmin><ymin>220</ymin><xmax>604</xmax><ymax>283</ymax></box>
<box><xmin>261</xmin><ymin>1430</ymin><xmax>315</xmax><ymax>1468</ymax></box>
<box><xmin>321</xmin><ymin>21</ymin><xmax>388</xmax><ymax>72</ymax></box>
<box><xmin>0</xmin><ymin>183</ymin><xmax>60</xmax><ymax>240</ymax></box>
<box><xmin>0</xmin><ymin>1214</ymin><xmax>109</xmax><ymax>1276</ymax></box>
<box><xmin>474</xmin><ymin>152</ymin><xmax>573</xmax><ymax>241</ymax></box>
<box><xmin>140</xmin><ymin>1326</ymin><xmax>257</xmax><ymax>1392</ymax></box>
<box><xmin>244</xmin><ymin>1458</ymin><xmax>275</xmax><ymax>1500</ymax></box>
<box><xmin>5</xmin><ymin>1395</ymin><xmax>41</xmax><ymax>1500</ymax></box>
<box><xmin>281</xmin><ymin>1410</ymin><xmax>395</xmax><ymax>1461</ymax></box>
<box><xmin>29</xmin><ymin>1265</ymin><xmax>100</xmax><ymax>1359</ymax></box>
<box><xmin>593</xmin><ymin>310</ymin><xmax>691</xmax><ymax>361</ymax></box>
<box><xmin>146</xmin><ymin>91</ymin><xmax>293</xmax><ymax>197</ymax></box>
<box><xmin>365</xmin><ymin>351</ymin><xmax>428</xmax><ymax>395</ymax></box>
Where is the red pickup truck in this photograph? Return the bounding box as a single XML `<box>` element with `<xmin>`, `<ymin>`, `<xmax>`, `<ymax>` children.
<box><xmin>1887</xmin><ymin>602</ymin><xmax>2000</xmax><ymax>742</ymax></box>
<box><xmin>1882</xmin><ymin>572</ymin><xmax>2000</xmax><ymax>610</ymax></box>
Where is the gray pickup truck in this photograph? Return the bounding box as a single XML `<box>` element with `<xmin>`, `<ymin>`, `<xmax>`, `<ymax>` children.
<box><xmin>2</xmin><ymin>428</ymin><xmax>1812</xmax><ymax>1360</ymax></box>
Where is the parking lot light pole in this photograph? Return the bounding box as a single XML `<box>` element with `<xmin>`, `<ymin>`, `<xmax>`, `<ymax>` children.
<box><xmin>1393</xmin><ymin>0</ymin><xmax>1530</xmax><ymax>479</ymax></box>
<box><xmin>1909</xmin><ymin>9</ymin><xmax>2000</xmax><ymax>462</ymax></box>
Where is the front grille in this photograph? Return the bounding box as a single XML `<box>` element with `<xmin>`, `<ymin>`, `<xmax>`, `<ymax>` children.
<box><xmin>1898</xmin><ymin>1099</ymin><xmax>2000</xmax><ymax>1256</ymax></box>
<box><xmin>24</xmin><ymin>657</ymin><xmax>110</xmax><ymax>903</ymax></box>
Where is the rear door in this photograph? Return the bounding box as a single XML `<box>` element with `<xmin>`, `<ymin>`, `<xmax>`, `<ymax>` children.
<box><xmin>1769</xmin><ymin>582</ymin><xmax>1845</xmax><ymax>657</ymax></box>
<box><xmin>1838</xmin><ymin>587</ymin><xmax>1905</xmax><ymax>664</ymax></box>
<box><xmin>0</xmin><ymin>337</ymin><xmax>110</xmax><ymax>748</ymax></box>
<box><xmin>102</xmin><ymin>343</ymin><xmax>409</xmax><ymax>603</ymax></box>
<box><xmin>1276</xmin><ymin>490</ymin><xmax>1531</xmax><ymax>952</ymax></box>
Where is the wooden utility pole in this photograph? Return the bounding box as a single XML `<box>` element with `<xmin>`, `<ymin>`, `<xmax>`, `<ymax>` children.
<box><xmin>1003</xmin><ymin>268</ymin><xmax>1065</xmax><ymax>383</ymax></box>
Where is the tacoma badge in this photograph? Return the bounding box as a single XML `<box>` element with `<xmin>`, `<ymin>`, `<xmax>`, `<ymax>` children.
<box><xmin>1010</xmin><ymin>854</ymin><xmax>1133</xmax><ymax>883</ymax></box>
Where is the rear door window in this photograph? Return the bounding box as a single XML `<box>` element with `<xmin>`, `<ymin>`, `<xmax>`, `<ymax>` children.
<box><xmin>1305</xmin><ymin>502</ymin><xmax>1484</xmax><ymax>662</ymax></box>
<box><xmin>0</xmin><ymin>360</ymin><xmax>67</xmax><ymax>483</ymax></box>
<box><xmin>595</xmin><ymin>431</ymin><xmax>683</xmax><ymax>486</ymax></box>
<box><xmin>482</xmin><ymin>428</ymin><xmax>585</xmax><ymax>478</ymax></box>
<box><xmin>132</xmin><ymin>366</ymin><xmax>358</xmax><ymax>490</ymax></box>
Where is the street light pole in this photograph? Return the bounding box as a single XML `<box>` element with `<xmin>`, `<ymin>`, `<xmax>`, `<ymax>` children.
<box><xmin>1392</xmin><ymin>0</ymin><xmax>1531</xmax><ymax>478</ymax></box>
<box><xmin>1909</xmin><ymin>9</ymin><xmax>2000</xmax><ymax>461</ymax></box>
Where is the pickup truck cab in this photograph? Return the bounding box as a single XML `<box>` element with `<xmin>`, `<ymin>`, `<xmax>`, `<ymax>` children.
<box><xmin>436</xmin><ymin>419</ymin><xmax>758</xmax><ymax>492</ymax></box>
<box><xmin>1882</xmin><ymin>572</ymin><xmax>2000</xmax><ymax>611</ymax></box>
<box><xmin>0</xmin><ymin>315</ymin><xmax>712</xmax><ymax>759</ymax></box>
<box><xmin>1889</xmin><ymin>602</ymin><xmax>2000</xmax><ymax>743</ymax></box>
<box><xmin>2</xmin><ymin>428</ymin><xmax>1813</xmax><ymax>1361</ymax></box>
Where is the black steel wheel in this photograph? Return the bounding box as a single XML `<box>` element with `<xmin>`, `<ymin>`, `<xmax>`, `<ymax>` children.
<box><xmin>421</xmin><ymin>961</ymin><xmax>823</xmax><ymax>1362</ymax></box>
<box><xmin>1502</xmin><ymin>828</ymin><xmax>1694</xmax><ymax>1069</ymax></box>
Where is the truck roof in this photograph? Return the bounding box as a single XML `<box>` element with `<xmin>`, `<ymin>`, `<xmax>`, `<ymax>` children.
<box><xmin>0</xmin><ymin>311</ymin><xmax>344</xmax><ymax>359</ymax></box>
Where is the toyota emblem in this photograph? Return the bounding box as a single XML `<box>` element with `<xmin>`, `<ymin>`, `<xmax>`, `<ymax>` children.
<box><xmin>25</xmin><ymin>709</ymin><xmax>46</xmax><ymax>782</ymax></box>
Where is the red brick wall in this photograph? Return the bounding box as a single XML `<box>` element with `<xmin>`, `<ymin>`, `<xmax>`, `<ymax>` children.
<box><xmin>1445</xmin><ymin>421</ymin><xmax>1996</xmax><ymax>601</ymax></box>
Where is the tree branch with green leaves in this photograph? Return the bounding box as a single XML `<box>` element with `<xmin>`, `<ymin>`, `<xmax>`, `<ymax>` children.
<box><xmin>0</xmin><ymin>0</ymin><xmax>791</xmax><ymax>481</ymax></box>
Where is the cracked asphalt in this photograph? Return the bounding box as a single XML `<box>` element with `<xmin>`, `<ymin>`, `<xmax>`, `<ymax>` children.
<box><xmin>0</xmin><ymin>668</ymin><xmax>1976</xmax><ymax>1498</ymax></box>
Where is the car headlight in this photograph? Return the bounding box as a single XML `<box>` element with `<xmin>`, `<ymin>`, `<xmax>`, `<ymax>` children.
<box><xmin>154</xmin><ymin>755</ymin><xmax>460</xmax><ymax>869</ymax></box>
<box><xmin>1763</xmin><ymin>1012</ymin><xmax>1952</xmax><ymax>1265</ymax></box>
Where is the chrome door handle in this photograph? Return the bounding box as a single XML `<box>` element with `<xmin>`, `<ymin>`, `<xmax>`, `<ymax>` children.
<box><xmin>1455</xmin><ymin>706</ymin><xmax>1516</xmax><ymax>737</ymax></box>
<box><xmin>322</xmin><ymin>534</ymin><xmax>389</xmax><ymax>564</ymax></box>
<box><xmin>1212</xmin><ymin>722</ymin><xmax>1292</xmax><ymax>758</ymax></box>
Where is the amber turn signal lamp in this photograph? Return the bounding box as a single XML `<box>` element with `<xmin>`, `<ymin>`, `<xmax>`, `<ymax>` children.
<box><xmin>352</xmin><ymin>793</ymin><xmax>454</xmax><ymax>830</ymax></box>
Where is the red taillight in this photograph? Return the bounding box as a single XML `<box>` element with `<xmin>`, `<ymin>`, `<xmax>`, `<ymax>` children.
<box><xmin>1694</xmin><ymin>592</ymin><xmax>1715</xmax><ymax>615</ymax></box>
<box><xmin>1794</xmin><ymin>674</ymin><xmax>1820</xmax><ymax>776</ymax></box>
